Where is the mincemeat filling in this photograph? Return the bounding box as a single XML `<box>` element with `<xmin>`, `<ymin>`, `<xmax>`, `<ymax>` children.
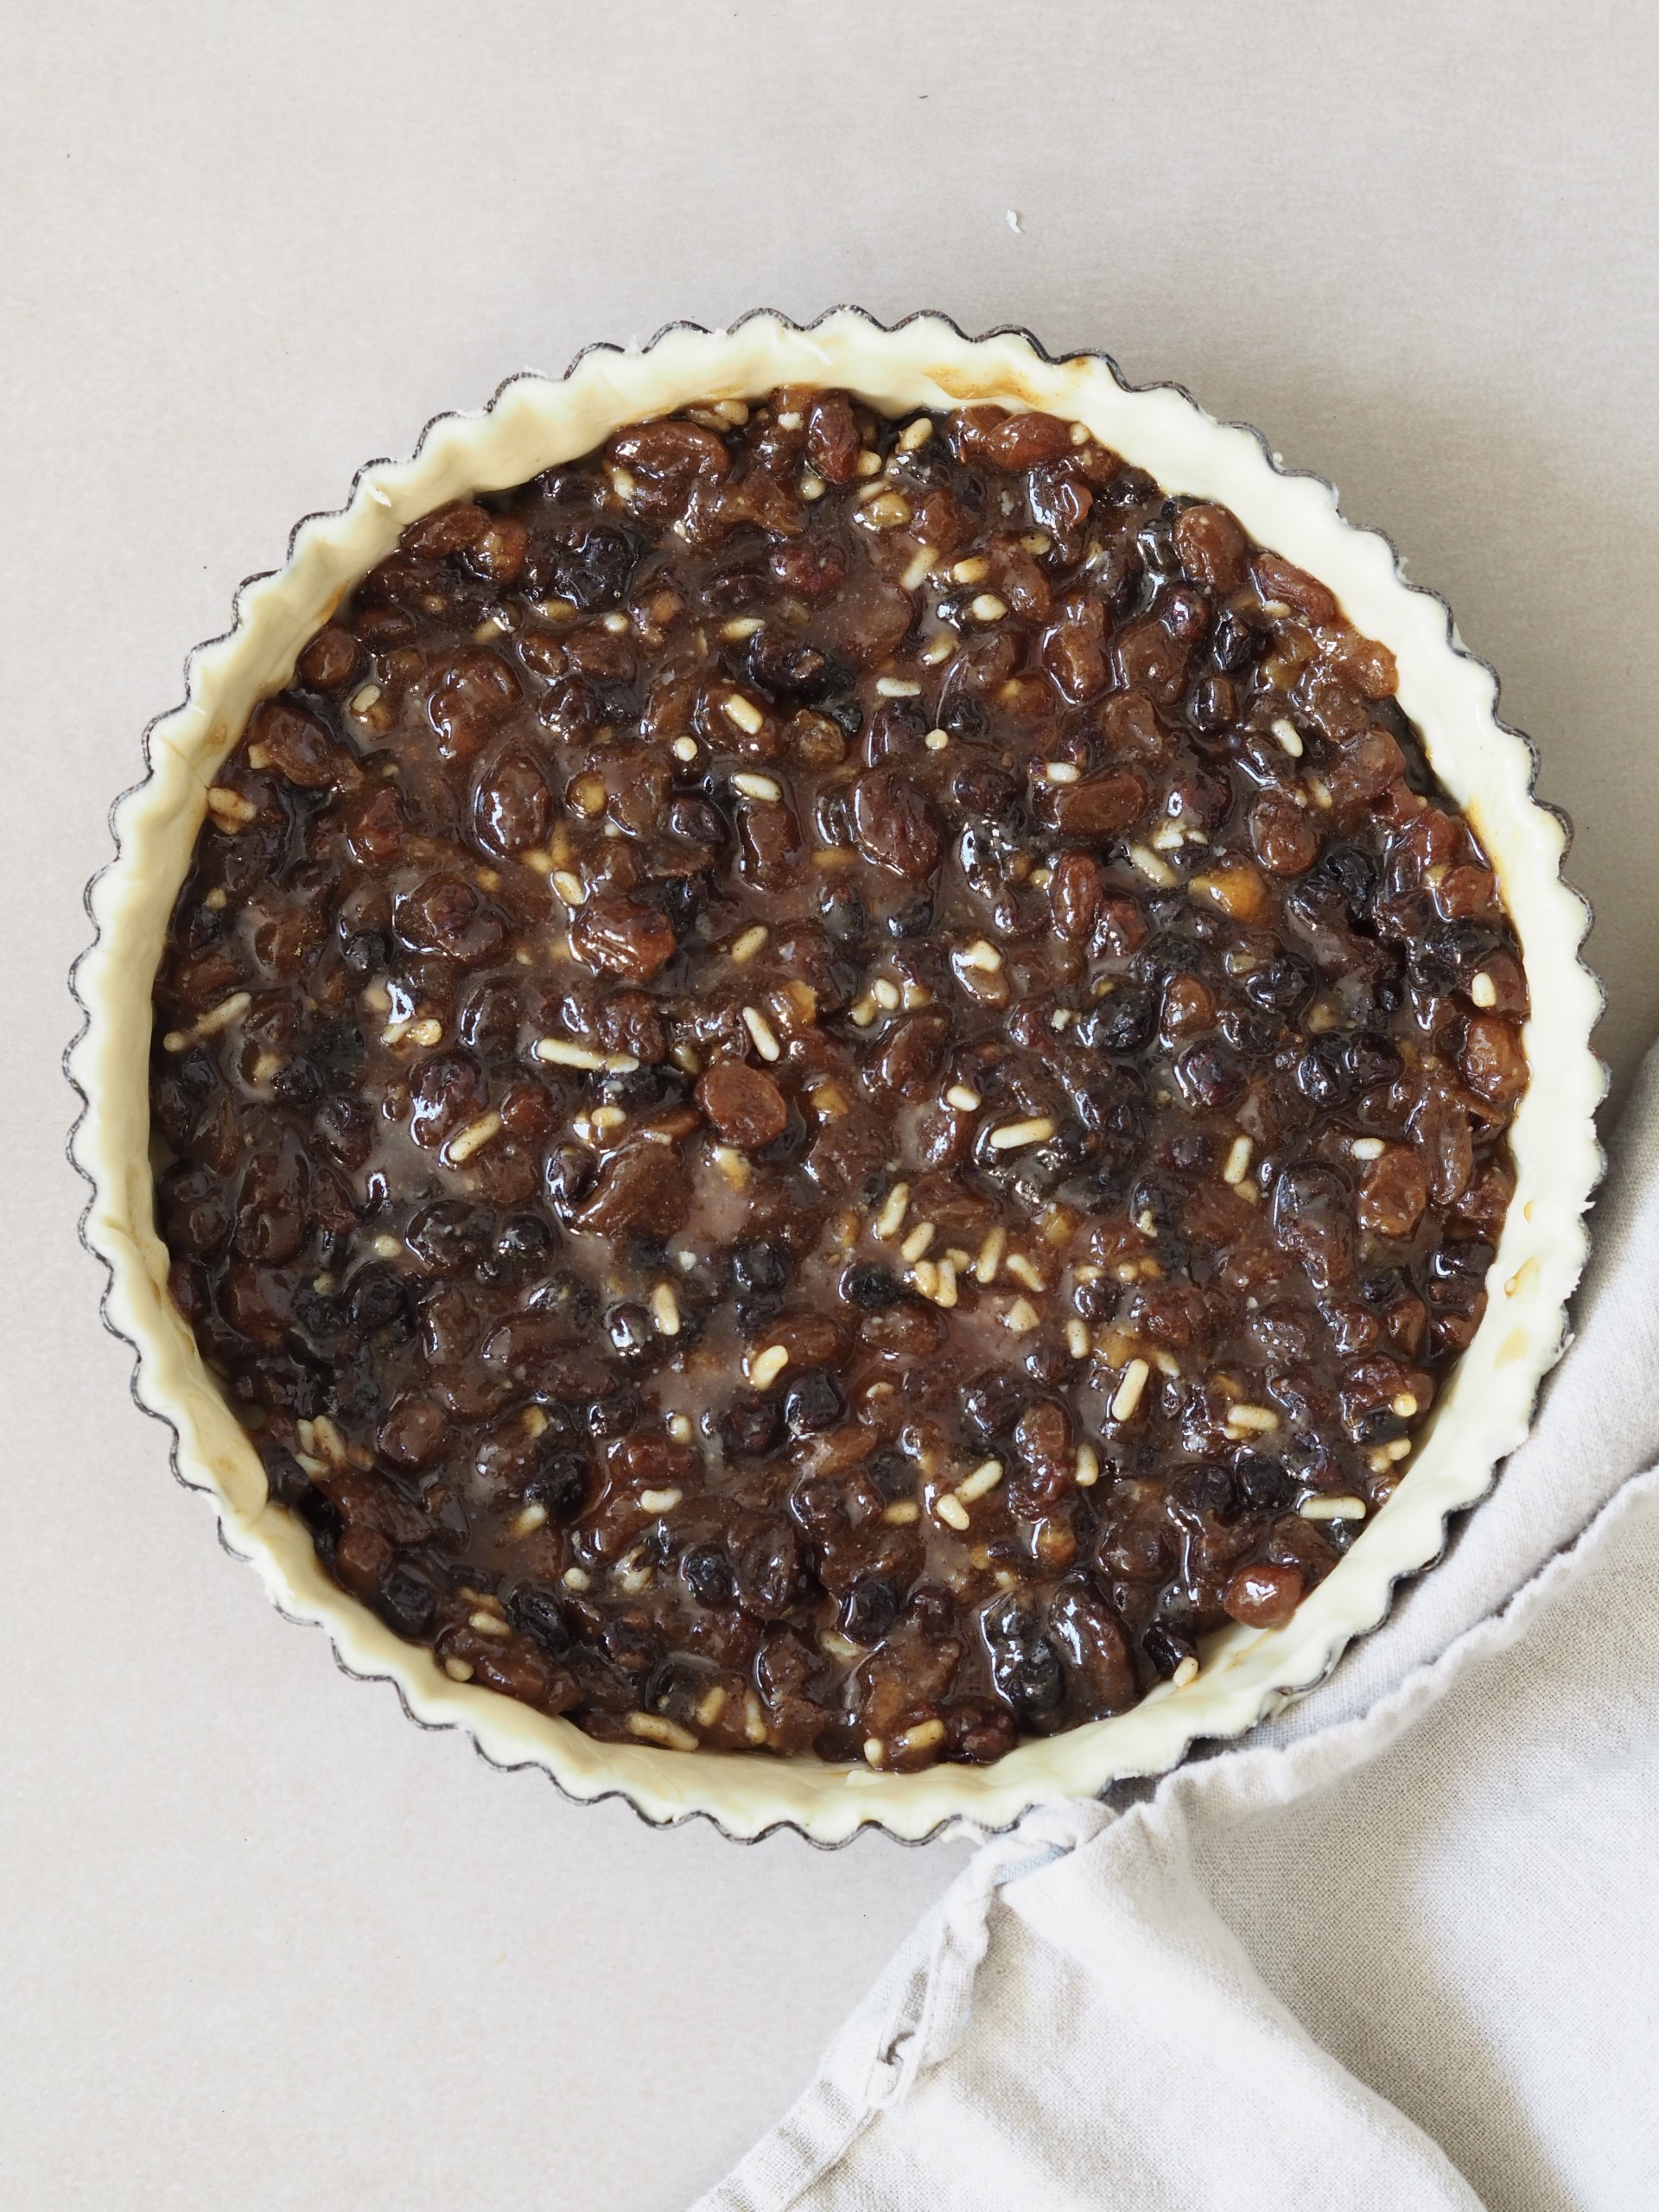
<box><xmin>151</xmin><ymin>388</ymin><xmax>1526</xmax><ymax>1769</ymax></box>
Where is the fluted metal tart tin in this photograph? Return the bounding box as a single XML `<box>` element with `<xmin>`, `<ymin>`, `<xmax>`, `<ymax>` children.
<box><xmin>68</xmin><ymin>309</ymin><xmax>1604</xmax><ymax>1843</ymax></box>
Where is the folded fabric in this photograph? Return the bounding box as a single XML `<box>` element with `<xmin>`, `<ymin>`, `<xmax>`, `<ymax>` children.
<box><xmin>698</xmin><ymin>1047</ymin><xmax>1659</xmax><ymax>2212</ymax></box>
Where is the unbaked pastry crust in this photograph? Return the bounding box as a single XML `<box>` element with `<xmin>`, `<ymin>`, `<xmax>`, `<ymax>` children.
<box><xmin>68</xmin><ymin>311</ymin><xmax>1604</xmax><ymax>1843</ymax></box>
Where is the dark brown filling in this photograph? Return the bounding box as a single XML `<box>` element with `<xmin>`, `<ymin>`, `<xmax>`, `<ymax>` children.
<box><xmin>150</xmin><ymin>386</ymin><xmax>1526</xmax><ymax>1770</ymax></box>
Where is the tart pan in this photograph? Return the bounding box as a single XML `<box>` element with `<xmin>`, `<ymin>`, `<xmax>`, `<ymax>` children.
<box><xmin>67</xmin><ymin>310</ymin><xmax>1604</xmax><ymax>1843</ymax></box>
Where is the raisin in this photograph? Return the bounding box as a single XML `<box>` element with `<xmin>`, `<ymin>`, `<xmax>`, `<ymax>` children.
<box><xmin>805</xmin><ymin>393</ymin><xmax>861</xmax><ymax>483</ymax></box>
<box><xmin>983</xmin><ymin>1599</ymin><xmax>1065</xmax><ymax>1716</ymax></box>
<box><xmin>1272</xmin><ymin>1163</ymin><xmax>1355</xmax><ymax>1294</ymax></box>
<box><xmin>396</xmin><ymin>874</ymin><xmax>508</xmax><ymax>966</ymax></box>
<box><xmin>473</xmin><ymin>745</ymin><xmax>553</xmax><ymax>857</ymax></box>
<box><xmin>850</xmin><ymin>770</ymin><xmax>941</xmax><ymax>880</ymax></box>
<box><xmin>975</xmin><ymin>410</ymin><xmax>1072</xmax><ymax>467</ymax></box>
<box><xmin>681</xmin><ymin>1545</ymin><xmax>737</xmax><ymax>1609</ymax></box>
<box><xmin>571</xmin><ymin>894</ymin><xmax>678</xmax><ymax>981</ymax></box>
<box><xmin>426</xmin><ymin>649</ymin><xmax>523</xmax><ymax>760</ymax></box>
<box><xmin>1357</xmin><ymin>1148</ymin><xmax>1429</xmax><ymax>1238</ymax></box>
<box><xmin>1461</xmin><ymin>1015</ymin><xmax>1527</xmax><ymax>1109</ymax></box>
<box><xmin>961</xmin><ymin>1370</ymin><xmax>1025</xmax><ymax>1441</ymax></box>
<box><xmin>297</xmin><ymin>626</ymin><xmax>361</xmax><ymax>690</ymax></box>
<box><xmin>1077</xmin><ymin>986</ymin><xmax>1157</xmax><ymax>1054</ymax></box>
<box><xmin>842</xmin><ymin>1580</ymin><xmax>903</xmax><ymax>1644</ymax></box>
<box><xmin>1250</xmin><ymin>791</ymin><xmax>1321</xmax><ymax>876</ymax></box>
<box><xmin>1050</xmin><ymin>769</ymin><xmax>1151</xmax><ymax>839</ymax></box>
<box><xmin>1173</xmin><ymin>504</ymin><xmax>1249</xmax><ymax>592</ymax></box>
<box><xmin>1223</xmin><ymin>1562</ymin><xmax>1304</xmax><ymax>1630</ymax></box>
<box><xmin>249</xmin><ymin>698</ymin><xmax>352</xmax><ymax>790</ymax></box>
<box><xmin>696</xmin><ymin>1061</ymin><xmax>789</xmax><ymax>1148</ymax></box>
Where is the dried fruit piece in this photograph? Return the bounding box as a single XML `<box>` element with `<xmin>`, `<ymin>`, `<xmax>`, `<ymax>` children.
<box><xmin>697</xmin><ymin>1061</ymin><xmax>789</xmax><ymax>1149</ymax></box>
<box><xmin>851</xmin><ymin>770</ymin><xmax>941</xmax><ymax>879</ymax></box>
<box><xmin>571</xmin><ymin>895</ymin><xmax>677</xmax><ymax>980</ymax></box>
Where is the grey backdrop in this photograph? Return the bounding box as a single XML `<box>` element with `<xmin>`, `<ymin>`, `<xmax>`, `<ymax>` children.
<box><xmin>3</xmin><ymin>4</ymin><xmax>1654</xmax><ymax>2206</ymax></box>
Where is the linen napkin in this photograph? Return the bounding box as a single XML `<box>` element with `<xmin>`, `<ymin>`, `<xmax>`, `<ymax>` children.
<box><xmin>698</xmin><ymin>1045</ymin><xmax>1659</xmax><ymax>2212</ymax></box>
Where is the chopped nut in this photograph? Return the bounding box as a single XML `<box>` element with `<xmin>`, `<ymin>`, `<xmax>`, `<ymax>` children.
<box><xmin>535</xmin><ymin>1036</ymin><xmax>607</xmax><ymax>1071</ymax></box>
<box><xmin>206</xmin><ymin>785</ymin><xmax>258</xmax><ymax>825</ymax></box>
<box><xmin>957</xmin><ymin>938</ymin><xmax>1004</xmax><ymax>974</ymax></box>
<box><xmin>957</xmin><ymin>1459</ymin><xmax>1004</xmax><ymax>1503</ymax></box>
<box><xmin>731</xmin><ymin>771</ymin><xmax>782</xmax><ymax>802</ymax></box>
<box><xmin>1226</xmin><ymin>1404</ymin><xmax>1280</xmax><ymax>1433</ymax></box>
<box><xmin>1110</xmin><ymin>1359</ymin><xmax>1151</xmax><ymax>1422</ymax></box>
<box><xmin>445</xmin><ymin>1109</ymin><xmax>502</xmax><ymax>1164</ymax></box>
<box><xmin>626</xmin><ymin>1713</ymin><xmax>699</xmax><ymax>1752</ymax></box>
<box><xmin>874</xmin><ymin>1183</ymin><xmax>911</xmax><ymax>1240</ymax></box>
<box><xmin>741</xmin><ymin>1005</ymin><xmax>783</xmax><ymax>1062</ymax></box>
<box><xmin>713</xmin><ymin>1144</ymin><xmax>751</xmax><ymax>1189</ymax></box>
<box><xmin>988</xmin><ymin>1116</ymin><xmax>1055</xmax><ymax>1151</ymax></box>
<box><xmin>723</xmin><ymin>693</ymin><xmax>766</xmax><ymax>735</ymax></box>
<box><xmin>974</xmin><ymin>1225</ymin><xmax>1007</xmax><ymax>1284</ymax></box>
<box><xmin>1128</xmin><ymin>844</ymin><xmax>1179</xmax><ymax>888</ymax></box>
